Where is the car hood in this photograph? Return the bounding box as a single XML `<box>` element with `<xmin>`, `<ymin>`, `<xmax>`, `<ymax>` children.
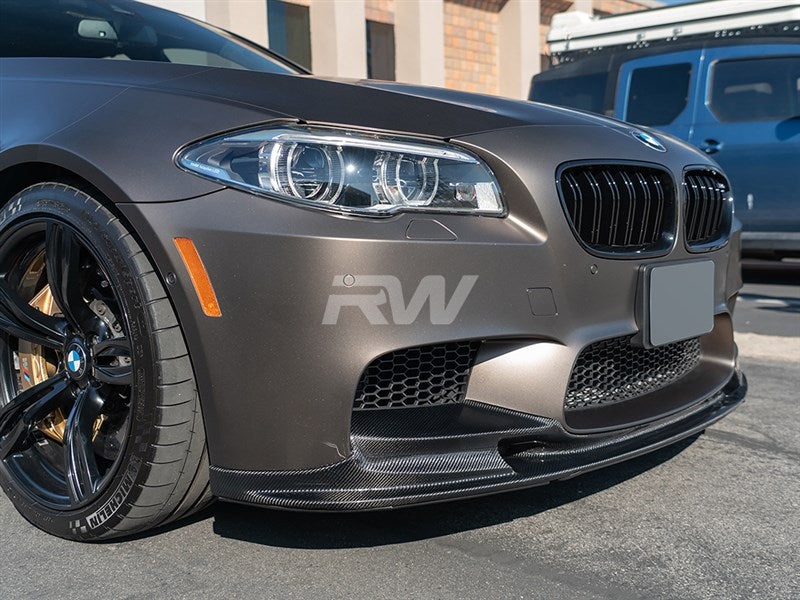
<box><xmin>7</xmin><ymin>58</ymin><xmax>632</xmax><ymax>138</ymax></box>
<box><xmin>147</xmin><ymin>66</ymin><xmax>624</xmax><ymax>138</ymax></box>
<box><xmin>3</xmin><ymin>58</ymin><xmax>712</xmax><ymax>205</ymax></box>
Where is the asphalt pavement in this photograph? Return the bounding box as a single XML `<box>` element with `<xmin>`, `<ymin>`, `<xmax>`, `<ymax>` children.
<box><xmin>2</xmin><ymin>263</ymin><xmax>799</xmax><ymax>600</ymax></box>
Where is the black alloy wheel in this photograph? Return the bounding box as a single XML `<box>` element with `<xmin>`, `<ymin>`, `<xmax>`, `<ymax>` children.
<box><xmin>0</xmin><ymin>183</ymin><xmax>211</xmax><ymax>540</ymax></box>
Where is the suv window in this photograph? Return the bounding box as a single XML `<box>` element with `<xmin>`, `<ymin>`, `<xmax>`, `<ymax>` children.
<box><xmin>710</xmin><ymin>56</ymin><xmax>800</xmax><ymax>122</ymax></box>
<box><xmin>0</xmin><ymin>0</ymin><xmax>299</xmax><ymax>74</ymax></box>
<box><xmin>625</xmin><ymin>63</ymin><xmax>691</xmax><ymax>126</ymax></box>
<box><xmin>530</xmin><ymin>72</ymin><xmax>608</xmax><ymax>114</ymax></box>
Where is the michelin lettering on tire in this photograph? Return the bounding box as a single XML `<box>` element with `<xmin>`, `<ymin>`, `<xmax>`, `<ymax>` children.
<box><xmin>85</xmin><ymin>456</ymin><xmax>142</xmax><ymax>530</ymax></box>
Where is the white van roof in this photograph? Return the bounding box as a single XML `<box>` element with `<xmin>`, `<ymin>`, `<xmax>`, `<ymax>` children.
<box><xmin>548</xmin><ymin>0</ymin><xmax>800</xmax><ymax>54</ymax></box>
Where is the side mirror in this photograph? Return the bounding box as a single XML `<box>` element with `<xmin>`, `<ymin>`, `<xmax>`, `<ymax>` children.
<box><xmin>77</xmin><ymin>19</ymin><xmax>118</xmax><ymax>41</ymax></box>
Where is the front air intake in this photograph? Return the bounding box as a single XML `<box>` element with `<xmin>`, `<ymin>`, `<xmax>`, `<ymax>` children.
<box><xmin>684</xmin><ymin>169</ymin><xmax>731</xmax><ymax>249</ymax></box>
<box><xmin>353</xmin><ymin>342</ymin><xmax>479</xmax><ymax>410</ymax></box>
<box><xmin>565</xmin><ymin>336</ymin><xmax>702</xmax><ymax>411</ymax></box>
<box><xmin>558</xmin><ymin>163</ymin><xmax>675</xmax><ymax>255</ymax></box>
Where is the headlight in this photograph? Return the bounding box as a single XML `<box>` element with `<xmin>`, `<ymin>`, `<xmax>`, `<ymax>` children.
<box><xmin>177</xmin><ymin>124</ymin><xmax>504</xmax><ymax>216</ymax></box>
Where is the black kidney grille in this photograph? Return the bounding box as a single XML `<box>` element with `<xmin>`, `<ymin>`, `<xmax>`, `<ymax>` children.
<box><xmin>565</xmin><ymin>336</ymin><xmax>701</xmax><ymax>410</ymax></box>
<box><xmin>559</xmin><ymin>164</ymin><xmax>674</xmax><ymax>252</ymax></box>
<box><xmin>354</xmin><ymin>342</ymin><xmax>480</xmax><ymax>410</ymax></box>
<box><xmin>684</xmin><ymin>170</ymin><xmax>730</xmax><ymax>246</ymax></box>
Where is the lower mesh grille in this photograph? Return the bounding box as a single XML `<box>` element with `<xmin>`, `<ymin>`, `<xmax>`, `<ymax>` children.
<box><xmin>353</xmin><ymin>342</ymin><xmax>479</xmax><ymax>410</ymax></box>
<box><xmin>565</xmin><ymin>336</ymin><xmax>701</xmax><ymax>411</ymax></box>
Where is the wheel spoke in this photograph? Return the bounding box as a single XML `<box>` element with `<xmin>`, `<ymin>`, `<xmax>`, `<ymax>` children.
<box><xmin>0</xmin><ymin>374</ymin><xmax>71</xmax><ymax>459</ymax></box>
<box><xmin>92</xmin><ymin>336</ymin><xmax>133</xmax><ymax>385</ymax></box>
<box><xmin>0</xmin><ymin>214</ymin><xmax>138</xmax><ymax>511</ymax></box>
<box><xmin>64</xmin><ymin>386</ymin><xmax>105</xmax><ymax>505</ymax></box>
<box><xmin>93</xmin><ymin>337</ymin><xmax>131</xmax><ymax>358</ymax></box>
<box><xmin>0</xmin><ymin>278</ymin><xmax>67</xmax><ymax>348</ymax></box>
<box><xmin>45</xmin><ymin>223</ymin><xmax>105</xmax><ymax>336</ymax></box>
<box><xmin>93</xmin><ymin>364</ymin><xmax>133</xmax><ymax>386</ymax></box>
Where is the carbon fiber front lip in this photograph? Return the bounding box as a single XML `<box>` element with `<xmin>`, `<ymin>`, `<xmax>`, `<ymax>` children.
<box><xmin>209</xmin><ymin>371</ymin><xmax>746</xmax><ymax>510</ymax></box>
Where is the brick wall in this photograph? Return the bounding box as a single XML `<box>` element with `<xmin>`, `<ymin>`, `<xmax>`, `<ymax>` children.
<box><xmin>275</xmin><ymin>0</ymin><xmax>659</xmax><ymax>90</ymax></box>
<box><xmin>594</xmin><ymin>0</ymin><xmax>654</xmax><ymax>16</ymax></box>
<box><xmin>541</xmin><ymin>0</ymin><xmax>573</xmax><ymax>25</ymax></box>
<box><xmin>365</xmin><ymin>0</ymin><xmax>394</xmax><ymax>24</ymax></box>
<box><xmin>443</xmin><ymin>0</ymin><xmax>503</xmax><ymax>95</ymax></box>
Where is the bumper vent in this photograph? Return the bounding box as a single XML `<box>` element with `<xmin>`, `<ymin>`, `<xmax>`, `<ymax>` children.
<box><xmin>354</xmin><ymin>342</ymin><xmax>479</xmax><ymax>410</ymax></box>
<box><xmin>558</xmin><ymin>164</ymin><xmax>675</xmax><ymax>254</ymax></box>
<box><xmin>684</xmin><ymin>170</ymin><xmax>731</xmax><ymax>248</ymax></box>
<box><xmin>565</xmin><ymin>336</ymin><xmax>701</xmax><ymax>411</ymax></box>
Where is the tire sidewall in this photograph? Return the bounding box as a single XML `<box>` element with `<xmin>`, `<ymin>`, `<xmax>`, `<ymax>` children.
<box><xmin>0</xmin><ymin>185</ymin><xmax>162</xmax><ymax>540</ymax></box>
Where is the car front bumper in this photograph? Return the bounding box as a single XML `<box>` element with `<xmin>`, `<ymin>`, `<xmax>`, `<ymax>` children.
<box><xmin>118</xmin><ymin>124</ymin><xmax>744</xmax><ymax>507</ymax></box>
<box><xmin>209</xmin><ymin>370</ymin><xmax>745</xmax><ymax>510</ymax></box>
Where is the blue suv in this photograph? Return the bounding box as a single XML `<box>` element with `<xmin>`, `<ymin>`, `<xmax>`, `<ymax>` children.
<box><xmin>531</xmin><ymin>36</ymin><xmax>800</xmax><ymax>258</ymax></box>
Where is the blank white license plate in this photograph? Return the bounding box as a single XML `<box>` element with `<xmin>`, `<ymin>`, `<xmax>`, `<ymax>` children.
<box><xmin>648</xmin><ymin>261</ymin><xmax>715</xmax><ymax>347</ymax></box>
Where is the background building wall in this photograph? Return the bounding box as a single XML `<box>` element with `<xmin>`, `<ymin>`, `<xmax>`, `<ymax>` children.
<box><xmin>443</xmin><ymin>0</ymin><xmax>501</xmax><ymax>94</ymax></box>
<box><xmin>140</xmin><ymin>0</ymin><xmax>661</xmax><ymax>97</ymax></box>
<box><xmin>594</xmin><ymin>0</ymin><xmax>655</xmax><ymax>16</ymax></box>
<box><xmin>205</xmin><ymin>0</ymin><xmax>269</xmax><ymax>46</ymax></box>
<box><xmin>498</xmin><ymin>0</ymin><xmax>541</xmax><ymax>99</ymax></box>
<box><xmin>395</xmin><ymin>0</ymin><xmax>445</xmax><ymax>87</ymax></box>
<box><xmin>365</xmin><ymin>0</ymin><xmax>394</xmax><ymax>24</ymax></box>
<box><xmin>141</xmin><ymin>0</ymin><xmax>206</xmax><ymax>19</ymax></box>
<box><xmin>309</xmin><ymin>0</ymin><xmax>367</xmax><ymax>78</ymax></box>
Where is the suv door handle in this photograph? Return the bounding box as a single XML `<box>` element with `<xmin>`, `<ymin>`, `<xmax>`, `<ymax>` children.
<box><xmin>699</xmin><ymin>139</ymin><xmax>722</xmax><ymax>154</ymax></box>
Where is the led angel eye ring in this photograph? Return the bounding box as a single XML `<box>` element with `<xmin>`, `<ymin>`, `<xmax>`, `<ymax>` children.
<box><xmin>268</xmin><ymin>142</ymin><xmax>345</xmax><ymax>204</ymax></box>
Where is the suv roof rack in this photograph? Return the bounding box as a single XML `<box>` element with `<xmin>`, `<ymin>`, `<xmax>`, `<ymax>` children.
<box><xmin>549</xmin><ymin>0</ymin><xmax>800</xmax><ymax>56</ymax></box>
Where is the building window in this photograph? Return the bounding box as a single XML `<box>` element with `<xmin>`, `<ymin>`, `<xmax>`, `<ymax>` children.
<box><xmin>267</xmin><ymin>0</ymin><xmax>311</xmax><ymax>71</ymax></box>
<box><xmin>626</xmin><ymin>63</ymin><xmax>691</xmax><ymax>126</ymax></box>
<box><xmin>366</xmin><ymin>20</ymin><xmax>395</xmax><ymax>81</ymax></box>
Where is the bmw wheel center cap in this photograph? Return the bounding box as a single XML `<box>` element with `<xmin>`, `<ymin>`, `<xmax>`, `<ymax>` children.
<box><xmin>66</xmin><ymin>344</ymin><xmax>87</xmax><ymax>379</ymax></box>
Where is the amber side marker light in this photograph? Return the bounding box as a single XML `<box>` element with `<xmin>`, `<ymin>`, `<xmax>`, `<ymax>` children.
<box><xmin>173</xmin><ymin>237</ymin><xmax>222</xmax><ymax>317</ymax></box>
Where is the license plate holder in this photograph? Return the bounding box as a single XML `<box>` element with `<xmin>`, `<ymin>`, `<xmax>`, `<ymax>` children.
<box><xmin>645</xmin><ymin>261</ymin><xmax>715</xmax><ymax>347</ymax></box>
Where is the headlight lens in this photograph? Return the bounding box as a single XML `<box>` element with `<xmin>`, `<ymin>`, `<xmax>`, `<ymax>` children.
<box><xmin>177</xmin><ymin>124</ymin><xmax>504</xmax><ymax>216</ymax></box>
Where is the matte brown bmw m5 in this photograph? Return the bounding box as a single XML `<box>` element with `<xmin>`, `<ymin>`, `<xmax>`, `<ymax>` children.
<box><xmin>0</xmin><ymin>0</ymin><xmax>746</xmax><ymax>540</ymax></box>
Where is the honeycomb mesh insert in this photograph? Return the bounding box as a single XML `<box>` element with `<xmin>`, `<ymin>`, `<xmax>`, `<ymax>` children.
<box><xmin>565</xmin><ymin>336</ymin><xmax>701</xmax><ymax>410</ymax></box>
<box><xmin>354</xmin><ymin>342</ymin><xmax>480</xmax><ymax>410</ymax></box>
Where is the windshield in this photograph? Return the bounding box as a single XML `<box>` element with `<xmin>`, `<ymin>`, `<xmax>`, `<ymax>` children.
<box><xmin>0</xmin><ymin>0</ymin><xmax>301</xmax><ymax>74</ymax></box>
<box><xmin>530</xmin><ymin>72</ymin><xmax>608</xmax><ymax>114</ymax></box>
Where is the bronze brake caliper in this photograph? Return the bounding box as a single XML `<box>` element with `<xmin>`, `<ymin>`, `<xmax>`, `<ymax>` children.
<box><xmin>17</xmin><ymin>279</ymin><xmax>104</xmax><ymax>443</ymax></box>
